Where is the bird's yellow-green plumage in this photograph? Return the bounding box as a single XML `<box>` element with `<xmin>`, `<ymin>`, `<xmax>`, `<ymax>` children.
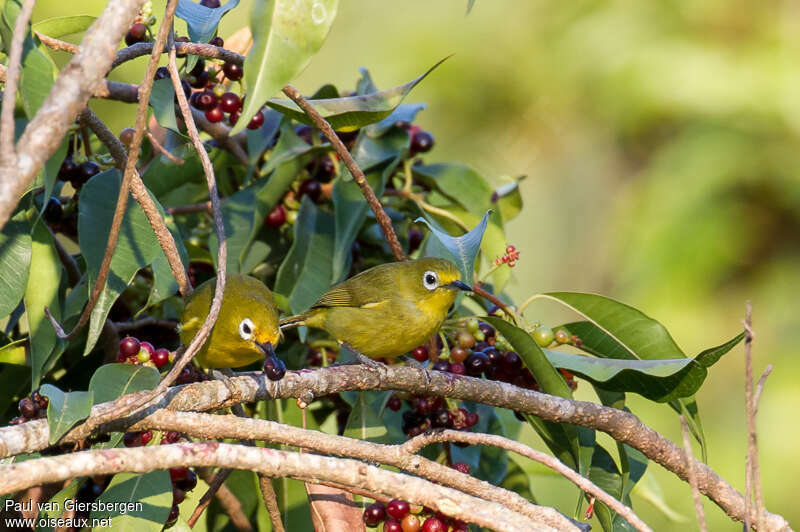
<box><xmin>280</xmin><ymin>258</ymin><xmax>469</xmax><ymax>358</ymax></box>
<box><xmin>180</xmin><ymin>274</ymin><xmax>281</xmax><ymax>368</ymax></box>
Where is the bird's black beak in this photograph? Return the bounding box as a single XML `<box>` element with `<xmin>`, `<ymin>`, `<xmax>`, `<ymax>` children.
<box><xmin>257</xmin><ymin>342</ymin><xmax>276</xmax><ymax>358</ymax></box>
<box><xmin>446</xmin><ymin>280</ymin><xmax>472</xmax><ymax>292</ymax></box>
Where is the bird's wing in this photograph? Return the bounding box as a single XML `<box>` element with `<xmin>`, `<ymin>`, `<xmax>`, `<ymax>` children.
<box><xmin>311</xmin><ymin>267</ymin><xmax>395</xmax><ymax>309</ymax></box>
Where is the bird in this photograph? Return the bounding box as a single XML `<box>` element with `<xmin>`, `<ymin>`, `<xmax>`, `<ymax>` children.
<box><xmin>179</xmin><ymin>273</ymin><xmax>281</xmax><ymax>370</ymax></box>
<box><xmin>279</xmin><ymin>258</ymin><xmax>471</xmax><ymax>361</ymax></box>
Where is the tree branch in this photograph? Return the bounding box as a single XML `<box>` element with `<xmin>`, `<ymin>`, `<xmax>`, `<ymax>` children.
<box><xmin>681</xmin><ymin>416</ymin><xmax>707</xmax><ymax>532</ymax></box>
<box><xmin>110</xmin><ymin>41</ymin><xmax>244</xmax><ymax>70</ymax></box>
<box><xmin>0</xmin><ymin>0</ymin><xmax>145</xmax><ymax>229</ymax></box>
<box><xmin>281</xmin><ymin>84</ymin><xmax>406</xmax><ymax>261</ymax></box>
<box><xmin>259</xmin><ymin>476</ymin><xmax>285</xmax><ymax>532</ymax></box>
<box><xmin>0</xmin><ymin>442</ymin><xmax>562</xmax><ymax>532</ymax></box>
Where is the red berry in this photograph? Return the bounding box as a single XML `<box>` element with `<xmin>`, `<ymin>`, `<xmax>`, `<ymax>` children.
<box><xmin>172</xmin><ymin>487</ymin><xmax>186</xmax><ymax>505</ymax></box>
<box><xmin>123</xmin><ymin>432</ymin><xmax>143</xmax><ymax>447</ymax></box>
<box><xmin>192</xmin><ymin>90</ymin><xmax>217</xmax><ymax>111</ymax></box>
<box><xmin>139</xmin><ymin>341</ymin><xmax>155</xmax><ymax>356</ymax></box>
<box><xmin>451</xmin><ymin>462</ymin><xmax>470</xmax><ymax>474</ymax></box>
<box><xmin>451</xmin><ymin>520</ymin><xmax>468</xmax><ymax>532</ymax></box>
<box><xmin>506</xmin><ymin>244</ymin><xmax>515</xmax><ymax>253</ymax></box>
<box><xmin>387</xmin><ymin>395</ymin><xmax>402</xmax><ymax>411</ymax></box>
<box><xmin>140</xmin><ymin>430</ymin><xmax>153</xmax><ymax>445</ymax></box>
<box><xmin>465</xmin><ymin>412</ymin><xmax>479</xmax><ymax>427</ymax></box>
<box><xmin>175</xmin><ymin>469</ymin><xmax>197</xmax><ymax>491</ymax></box>
<box><xmin>119</xmin><ymin>337</ymin><xmax>141</xmax><ymax>358</ymax></box>
<box><xmin>219</xmin><ymin>92</ymin><xmax>241</xmax><ymax>113</ymax></box>
<box><xmin>169</xmin><ymin>467</ymin><xmax>189</xmax><ymax>482</ymax></box>
<box><xmin>178</xmin><ymin>367</ymin><xmax>194</xmax><ymax>384</ymax></box>
<box><xmin>228</xmin><ymin>110</ymin><xmax>240</xmax><ymax>126</ymax></box>
<box><xmin>152</xmin><ymin>348</ymin><xmax>170</xmax><ymax>368</ymax></box>
<box><xmin>421</xmin><ymin>517</ymin><xmax>446</xmax><ymax>532</ymax></box>
<box><xmin>164</xmin><ymin>431</ymin><xmax>181</xmax><ymax>444</ymax></box>
<box><xmin>384</xmin><ymin>518</ymin><xmax>403</xmax><ymax>532</ymax></box>
<box><xmin>125</xmin><ymin>23</ymin><xmax>147</xmax><ymax>46</ymax></box>
<box><xmin>247</xmin><ymin>110</ymin><xmax>265</xmax><ymax>130</ymax></box>
<box><xmin>222</xmin><ymin>61</ymin><xmax>243</xmax><ymax>81</ymax></box>
<box><xmin>265</xmin><ymin>204</ymin><xmax>287</xmax><ymax>228</ymax></box>
<box><xmin>401</xmin><ymin>514</ymin><xmax>421</xmax><ymax>532</ymax></box>
<box><xmin>205</xmin><ymin>106</ymin><xmax>224</xmax><ymax>123</ymax></box>
<box><xmin>448</xmin><ymin>362</ymin><xmax>466</xmax><ymax>375</ymax></box>
<box><xmin>386</xmin><ymin>499</ymin><xmax>410</xmax><ymax>520</ymax></box>
<box><xmin>18</xmin><ymin>397</ymin><xmax>38</xmax><ymax>418</ymax></box>
<box><xmin>363</xmin><ymin>501</ymin><xmax>386</xmax><ymax>527</ymax></box>
<box><xmin>116</xmin><ymin>351</ymin><xmax>128</xmax><ymax>363</ymax></box>
<box><xmin>412</xmin><ymin>346</ymin><xmax>428</xmax><ymax>362</ymax></box>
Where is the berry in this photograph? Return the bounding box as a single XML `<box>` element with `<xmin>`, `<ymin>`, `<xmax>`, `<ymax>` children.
<box><xmin>228</xmin><ymin>110</ymin><xmax>240</xmax><ymax>126</ymax></box>
<box><xmin>178</xmin><ymin>367</ymin><xmax>194</xmax><ymax>384</ymax></box>
<box><xmin>464</xmin><ymin>352</ymin><xmax>490</xmax><ymax>377</ymax></box>
<box><xmin>384</xmin><ymin>519</ymin><xmax>403</xmax><ymax>532</ymax></box>
<box><xmin>152</xmin><ymin>348</ymin><xmax>170</xmax><ymax>368</ymax></box>
<box><xmin>125</xmin><ymin>23</ymin><xmax>148</xmax><ymax>46</ymax></box>
<box><xmin>265</xmin><ymin>205</ymin><xmax>286</xmax><ymax>228</ymax></box>
<box><xmin>363</xmin><ymin>502</ymin><xmax>386</xmax><ymax>527</ymax></box>
<box><xmin>137</xmin><ymin>349</ymin><xmax>151</xmax><ymax>363</ymax></box>
<box><xmin>501</xmin><ymin>351</ymin><xmax>522</xmax><ymax>372</ymax></box>
<box><xmin>401</xmin><ymin>514</ymin><xmax>421</xmax><ymax>532</ymax></box>
<box><xmin>192</xmin><ymin>90</ymin><xmax>217</xmax><ymax>111</ymax></box>
<box><xmin>200</xmin><ymin>0</ymin><xmax>220</xmax><ymax>7</ymax></box>
<box><xmin>478</xmin><ymin>322</ymin><xmax>495</xmax><ymax>339</ymax></box>
<box><xmin>449</xmin><ymin>346</ymin><xmax>468</xmax><ymax>363</ymax></box>
<box><xmin>175</xmin><ymin>469</ymin><xmax>197</xmax><ymax>492</ymax></box>
<box><xmin>139</xmin><ymin>341</ymin><xmax>155</xmax><ymax>357</ymax></box>
<box><xmin>209</xmin><ymin>36</ymin><xmax>224</xmax><ymax>47</ymax></box>
<box><xmin>205</xmin><ymin>106</ymin><xmax>224</xmax><ymax>123</ymax></box>
<box><xmin>263</xmin><ymin>355</ymin><xmax>286</xmax><ymax>381</ymax></box>
<box><xmin>172</xmin><ymin>487</ymin><xmax>186</xmax><ymax>505</ymax></box>
<box><xmin>387</xmin><ymin>394</ymin><xmax>402</xmax><ymax>411</ymax></box>
<box><xmin>465</xmin><ymin>412</ymin><xmax>479</xmax><ymax>427</ymax></box>
<box><xmin>456</xmin><ymin>330</ymin><xmax>475</xmax><ymax>349</ymax></box>
<box><xmin>408</xmin><ymin>227</ymin><xmax>423</xmax><ymax>254</ymax></box>
<box><xmin>123</xmin><ymin>432</ymin><xmax>144</xmax><ymax>447</ymax></box>
<box><xmin>119</xmin><ymin>337</ymin><xmax>141</xmax><ymax>358</ymax></box>
<box><xmin>314</xmin><ymin>156</ymin><xmax>336</xmax><ymax>182</ymax></box>
<box><xmin>431</xmin><ymin>409</ymin><xmax>452</xmax><ymax>428</ymax></box>
<box><xmin>481</xmin><ymin>346</ymin><xmax>502</xmax><ymax>366</ymax></box>
<box><xmin>222</xmin><ymin>61</ymin><xmax>243</xmax><ymax>81</ymax></box>
<box><xmin>190</xmin><ymin>58</ymin><xmax>206</xmax><ymax>77</ymax></box>
<box><xmin>219</xmin><ymin>92</ymin><xmax>241</xmax><ymax>113</ymax></box>
<box><xmin>448</xmin><ymin>362</ymin><xmax>466</xmax><ymax>376</ymax></box>
<box><xmin>298</xmin><ymin>179</ymin><xmax>322</xmax><ymax>202</ymax></box>
<box><xmin>119</xmin><ymin>127</ymin><xmax>135</xmax><ymax>145</ymax></box>
<box><xmin>154</xmin><ymin>67</ymin><xmax>169</xmax><ymax>80</ymax></box>
<box><xmin>421</xmin><ymin>517</ymin><xmax>446</xmax><ymax>532</ymax></box>
<box><xmin>410</xmin><ymin>130</ymin><xmax>434</xmax><ymax>155</ymax></box>
<box><xmin>43</xmin><ymin>197</ymin><xmax>63</xmax><ymax>224</ymax></box>
<box><xmin>415</xmin><ymin>397</ymin><xmax>433</xmax><ymax>415</ymax></box>
<box><xmin>555</xmin><ymin>329</ymin><xmax>570</xmax><ymax>344</ymax></box>
<box><xmin>247</xmin><ymin>110</ymin><xmax>265</xmax><ymax>130</ymax></box>
<box><xmin>431</xmin><ymin>360</ymin><xmax>450</xmax><ymax>373</ymax></box>
<box><xmin>189</xmin><ymin>70</ymin><xmax>210</xmax><ymax>89</ymax></box>
<box><xmin>18</xmin><ymin>397</ymin><xmax>38</xmax><ymax>418</ymax></box>
<box><xmin>116</xmin><ymin>351</ymin><xmax>128</xmax><ymax>363</ymax></box>
<box><xmin>533</xmin><ymin>326</ymin><xmax>555</xmax><ymax>347</ymax></box>
<box><xmin>164</xmin><ymin>431</ymin><xmax>181</xmax><ymax>444</ymax></box>
<box><xmin>386</xmin><ymin>499</ymin><xmax>410</xmax><ymax>520</ymax></box>
<box><xmin>451</xmin><ymin>521</ymin><xmax>469</xmax><ymax>532</ymax></box>
<box><xmin>170</xmin><ymin>467</ymin><xmax>190</xmax><ymax>482</ymax></box>
<box><xmin>451</xmin><ymin>462</ymin><xmax>470</xmax><ymax>474</ymax></box>
<box><xmin>75</xmin><ymin>160</ymin><xmax>100</xmax><ymax>187</ymax></box>
<box><xmin>140</xmin><ymin>430</ymin><xmax>153</xmax><ymax>444</ymax></box>
<box><xmin>180</xmin><ymin>79</ymin><xmax>192</xmax><ymax>100</ymax></box>
<box><xmin>411</xmin><ymin>346</ymin><xmax>428</xmax><ymax>362</ymax></box>
<box><xmin>58</xmin><ymin>158</ymin><xmax>80</xmax><ymax>182</ymax></box>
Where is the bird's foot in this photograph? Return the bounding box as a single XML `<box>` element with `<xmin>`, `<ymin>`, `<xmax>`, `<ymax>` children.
<box><xmin>211</xmin><ymin>368</ymin><xmax>242</xmax><ymax>403</ymax></box>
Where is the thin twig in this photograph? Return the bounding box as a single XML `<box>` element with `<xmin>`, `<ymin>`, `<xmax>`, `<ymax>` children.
<box><xmin>680</xmin><ymin>416</ymin><xmax>707</xmax><ymax>532</ymax></box>
<box><xmin>146</xmin><ymin>130</ymin><xmax>184</xmax><ymax>164</ymax></box>
<box><xmin>281</xmin><ymin>84</ymin><xmax>406</xmax><ymax>261</ymax></box>
<box><xmin>33</xmin><ymin>32</ymin><xmax>77</xmax><ymax>53</ymax></box>
<box><xmin>80</xmin><ymin>107</ymin><xmax>192</xmax><ymax>298</ymax></box>
<box><xmin>112</xmin><ymin>317</ymin><xmax>178</xmax><ymax>333</ymax></box>
<box><xmin>0</xmin><ymin>0</ymin><xmax>35</xmax><ymax>164</ymax></box>
<box><xmin>403</xmin><ymin>430</ymin><xmax>652</xmax><ymax>532</ymax></box>
<box><xmin>259</xmin><ymin>476</ymin><xmax>285</xmax><ymax>532</ymax></box>
<box><xmin>111</xmin><ymin>40</ymin><xmax>244</xmax><ymax>70</ymax></box>
<box><xmin>743</xmin><ymin>302</ymin><xmax>764</xmax><ymax>531</ymax></box>
<box><xmin>472</xmin><ymin>283</ymin><xmax>519</xmax><ymax>325</ymax></box>
<box><xmin>167</xmin><ymin>201</ymin><xmax>212</xmax><ymax>215</ymax></box>
<box><xmin>188</xmin><ymin>468</ymin><xmax>235</xmax><ymax>528</ymax></box>
<box><xmin>753</xmin><ymin>364</ymin><xmax>773</xmax><ymax>416</ymax></box>
<box><xmin>195</xmin><ymin>468</ymin><xmax>253</xmax><ymax>531</ymax></box>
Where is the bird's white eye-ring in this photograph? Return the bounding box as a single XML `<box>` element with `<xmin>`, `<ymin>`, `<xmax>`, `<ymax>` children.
<box><xmin>422</xmin><ymin>270</ymin><xmax>439</xmax><ymax>291</ymax></box>
<box><xmin>238</xmin><ymin>318</ymin><xmax>255</xmax><ymax>341</ymax></box>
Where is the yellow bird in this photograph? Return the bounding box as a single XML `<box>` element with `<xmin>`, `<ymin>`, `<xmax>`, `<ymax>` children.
<box><xmin>179</xmin><ymin>274</ymin><xmax>281</xmax><ymax>370</ymax></box>
<box><xmin>279</xmin><ymin>258</ymin><xmax>471</xmax><ymax>360</ymax></box>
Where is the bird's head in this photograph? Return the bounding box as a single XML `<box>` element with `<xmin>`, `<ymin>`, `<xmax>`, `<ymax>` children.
<box><xmin>406</xmin><ymin>257</ymin><xmax>471</xmax><ymax>315</ymax></box>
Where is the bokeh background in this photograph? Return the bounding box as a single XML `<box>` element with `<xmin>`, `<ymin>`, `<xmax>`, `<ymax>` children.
<box><xmin>31</xmin><ymin>0</ymin><xmax>800</xmax><ymax>529</ymax></box>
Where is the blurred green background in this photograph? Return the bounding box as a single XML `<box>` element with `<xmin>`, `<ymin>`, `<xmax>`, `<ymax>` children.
<box><xmin>31</xmin><ymin>0</ymin><xmax>800</xmax><ymax>529</ymax></box>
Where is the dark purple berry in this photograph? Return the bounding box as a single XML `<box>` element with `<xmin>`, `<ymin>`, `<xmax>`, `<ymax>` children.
<box><xmin>464</xmin><ymin>352</ymin><xmax>490</xmax><ymax>377</ymax></box>
<box><xmin>408</xmin><ymin>228</ymin><xmax>423</xmax><ymax>253</ymax></box>
<box><xmin>431</xmin><ymin>408</ymin><xmax>452</xmax><ymax>428</ymax></box>
<box><xmin>75</xmin><ymin>160</ymin><xmax>100</xmax><ymax>187</ymax></box>
<box><xmin>155</xmin><ymin>66</ymin><xmax>169</xmax><ymax>80</ymax></box>
<box><xmin>209</xmin><ymin>36</ymin><xmax>224</xmax><ymax>47</ymax></box>
<box><xmin>18</xmin><ymin>397</ymin><xmax>38</xmax><ymax>418</ymax></box>
<box><xmin>410</xmin><ymin>130</ymin><xmax>434</xmax><ymax>155</ymax></box>
<box><xmin>481</xmin><ymin>346</ymin><xmax>502</xmax><ymax>366</ymax></box>
<box><xmin>501</xmin><ymin>351</ymin><xmax>522</xmax><ymax>372</ymax></box>
<box><xmin>222</xmin><ymin>61</ymin><xmax>243</xmax><ymax>81</ymax></box>
<box><xmin>172</xmin><ymin>487</ymin><xmax>186</xmax><ymax>505</ymax></box>
<box><xmin>180</xmin><ymin>79</ymin><xmax>192</xmax><ymax>100</ymax></box>
<box><xmin>431</xmin><ymin>360</ymin><xmax>450</xmax><ymax>373</ymax></box>
<box><xmin>123</xmin><ymin>432</ymin><xmax>144</xmax><ymax>447</ymax></box>
<box><xmin>448</xmin><ymin>362</ymin><xmax>466</xmax><ymax>376</ymax></box>
<box><xmin>190</xmin><ymin>58</ymin><xmax>206</xmax><ymax>77</ymax></box>
<box><xmin>363</xmin><ymin>501</ymin><xmax>386</xmax><ymax>527</ymax></box>
<box><xmin>58</xmin><ymin>157</ymin><xmax>79</xmax><ymax>182</ymax></box>
<box><xmin>247</xmin><ymin>110</ymin><xmax>265</xmax><ymax>130</ymax></box>
<box><xmin>219</xmin><ymin>92</ymin><xmax>241</xmax><ymax>113</ymax></box>
<box><xmin>200</xmin><ymin>0</ymin><xmax>221</xmax><ymax>7</ymax></box>
<box><xmin>314</xmin><ymin>156</ymin><xmax>336</xmax><ymax>182</ymax></box>
<box><xmin>166</xmin><ymin>504</ymin><xmax>179</xmax><ymax>526</ymax></box>
<box><xmin>175</xmin><ymin>469</ymin><xmax>197</xmax><ymax>491</ymax></box>
<box><xmin>387</xmin><ymin>395</ymin><xmax>402</xmax><ymax>411</ymax></box>
<box><xmin>298</xmin><ymin>179</ymin><xmax>322</xmax><ymax>202</ymax></box>
<box><xmin>263</xmin><ymin>355</ymin><xmax>286</xmax><ymax>381</ymax></box>
<box><xmin>43</xmin><ymin>197</ymin><xmax>62</xmax><ymax>224</ymax></box>
<box><xmin>478</xmin><ymin>322</ymin><xmax>495</xmax><ymax>339</ymax></box>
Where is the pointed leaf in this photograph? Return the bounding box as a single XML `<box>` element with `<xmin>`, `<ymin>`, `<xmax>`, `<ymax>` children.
<box><xmin>0</xmin><ymin>215</ymin><xmax>32</xmax><ymax>319</ymax></box>
<box><xmin>265</xmin><ymin>58</ymin><xmax>447</xmax><ymax>133</ymax></box>
<box><xmin>33</xmin><ymin>15</ymin><xmax>95</xmax><ymax>37</ymax></box>
<box><xmin>90</xmin><ymin>471</ymin><xmax>172</xmax><ymax>532</ymax></box>
<box><xmin>413</xmin><ymin>163</ymin><xmax>493</xmax><ymax>216</ymax></box>
<box><xmin>416</xmin><ymin>210</ymin><xmax>490</xmax><ymax>283</ymax></box>
<box><xmin>492</xmin><ymin>175</ymin><xmax>525</xmax><ymax>222</ymax></box>
<box><xmin>343</xmin><ymin>391</ymin><xmax>389</xmax><ymax>443</ymax></box>
<box><xmin>39</xmin><ymin>384</ymin><xmax>93</xmax><ymax>444</ymax></box>
<box><xmin>149</xmin><ymin>78</ymin><xmax>181</xmax><ymax>134</ymax></box>
<box><xmin>364</xmin><ymin>103</ymin><xmax>426</xmax><ymax>137</ymax></box>
<box><xmin>234</xmin><ymin>0</ymin><xmax>339</xmax><ymax>135</ymax></box>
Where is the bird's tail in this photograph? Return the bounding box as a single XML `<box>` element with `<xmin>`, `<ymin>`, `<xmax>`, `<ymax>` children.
<box><xmin>279</xmin><ymin>313</ymin><xmax>309</xmax><ymax>330</ymax></box>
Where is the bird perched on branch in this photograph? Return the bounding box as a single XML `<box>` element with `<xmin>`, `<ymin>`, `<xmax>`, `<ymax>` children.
<box><xmin>179</xmin><ymin>274</ymin><xmax>284</xmax><ymax>378</ymax></box>
<box><xmin>279</xmin><ymin>258</ymin><xmax>471</xmax><ymax>362</ymax></box>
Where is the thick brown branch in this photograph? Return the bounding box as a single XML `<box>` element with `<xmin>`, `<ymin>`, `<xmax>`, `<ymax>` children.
<box><xmin>0</xmin><ymin>0</ymin><xmax>145</xmax><ymax>228</ymax></box>
<box><xmin>0</xmin><ymin>443</ymin><xmax>558</xmax><ymax>532</ymax></box>
<box><xmin>281</xmin><ymin>84</ymin><xmax>406</xmax><ymax>261</ymax></box>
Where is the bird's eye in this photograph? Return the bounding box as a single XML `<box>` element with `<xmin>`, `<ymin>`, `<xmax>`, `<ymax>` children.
<box><xmin>422</xmin><ymin>270</ymin><xmax>439</xmax><ymax>291</ymax></box>
<box><xmin>238</xmin><ymin>318</ymin><xmax>255</xmax><ymax>341</ymax></box>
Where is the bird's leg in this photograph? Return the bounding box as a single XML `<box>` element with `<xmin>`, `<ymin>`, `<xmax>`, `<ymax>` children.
<box><xmin>402</xmin><ymin>355</ymin><xmax>432</xmax><ymax>387</ymax></box>
<box><xmin>211</xmin><ymin>368</ymin><xmax>242</xmax><ymax>404</ymax></box>
<box><xmin>339</xmin><ymin>342</ymin><xmax>385</xmax><ymax>370</ymax></box>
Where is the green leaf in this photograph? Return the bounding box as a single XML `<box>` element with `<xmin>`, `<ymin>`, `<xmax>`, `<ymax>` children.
<box><xmin>274</xmin><ymin>197</ymin><xmax>335</xmax><ymax>313</ymax></box>
<box><xmin>0</xmin><ymin>215</ymin><xmax>32</xmax><ymax>319</ymax></box>
<box><xmin>413</xmin><ymin>163</ymin><xmax>493</xmax><ymax>216</ymax></box>
<box><xmin>32</xmin><ymin>15</ymin><xmax>95</xmax><ymax>37</ymax></box>
<box><xmin>78</xmin><ymin>171</ymin><xmax>162</xmax><ymax>355</ymax></box>
<box><xmin>35</xmin><ymin>479</ymin><xmax>81</xmax><ymax>531</ymax></box>
<box><xmin>493</xmin><ymin>175</ymin><xmax>525</xmax><ymax>222</ymax></box>
<box><xmin>500</xmin><ymin>458</ymin><xmax>537</xmax><ymax>504</ymax></box>
<box><xmin>466</xmin><ymin>0</ymin><xmax>476</xmax><ymax>14</ymax></box>
<box><xmin>265</xmin><ymin>58</ymin><xmax>448</xmax><ymax>133</ymax></box>
<box><xmin>451</xmin><ymin>404</ymin><xmax>508</xmax><ymax>484</ymax></box>
<box><xmin>0</xmin><ymin>338</ymin><xmax>27</xmax><ymax>365</ymax></box>
<box><xmin>176</xmin><ymin>0</ymin><xmax>239</xmax><ymax>73</ymax></box>
<box><xmin>39</xmin><ymin>384</ymin><xmax>93</xmax><ymax>444</ymax></box>
<box><xmin>343</xmin><ymin>391</ymin><xmax>389</xmax><ymax>443</ymax></box>
<box><xmin>416</xmin><ymin>210</ymin><xmax>490</xmax><ymax>283</ymax></box>
<box><xmin>364</xmin><ymin>103</ymin><xmax>426</xmax><ymax>137</ymax></box>
<box><xmin>25</xmin><ymin>219</ymin><xmax>63</xmax><ymax>388</ymax></box>
<box><xmin>90</xmin><ymin>471</ymin><xmax>172</xmax><ymax>532</ymax></box>
<box><xmin>589</xmin><ymin>444</ymin><xmax>647</xmax><ymax>532</ymax></box>
<box><xmin>149</xmin><ymin>78</ymin><xmax>181</xmax><ymax>134</ymax></box>
<box><xmin>89</xmin><ymin>363</ymin><xmax>160</xmax><ymax>405</ymax></box>
<box><xmin>246</xmin><ymin>109</ymin><xmax>281</xmax><ymax>166</ymax></box>
<box><xmin>35</xmin><ymin>140</ymin><xmax>68</xmax><ymax>228</ymax></box>
<box><xmin>234</xmin><ymin>0</ymin><xmax>339</xmax><ymax>135</ymax></box>
<box><xmin>341</xmin><ymin>126</ymin><xmax>410</xmax><ymax>180</ymax></box>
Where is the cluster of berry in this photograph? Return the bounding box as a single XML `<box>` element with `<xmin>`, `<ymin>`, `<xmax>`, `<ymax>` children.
<box><xmin>8</xmin><ymin>390</ymin><xmax>49</xmax><ymax>425</ymax></box>
<box><xmin>117</xmin><ymin>336</ymin><xmax>172</xmax><ymax>369</ymax></box>
<box><xmin>363</xmin><ymin>491</ymin><xmax>469</xmax><ymax>531</ymax></box>
<box><xmin>493</xmin><ymin>244</ymin><xmax>520</xmax><ymax>268</ymax></box>
<box><xmin>390</xmin><ymin>395</ymin><xmax>479</xmax><ymax>439</ymax></box>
